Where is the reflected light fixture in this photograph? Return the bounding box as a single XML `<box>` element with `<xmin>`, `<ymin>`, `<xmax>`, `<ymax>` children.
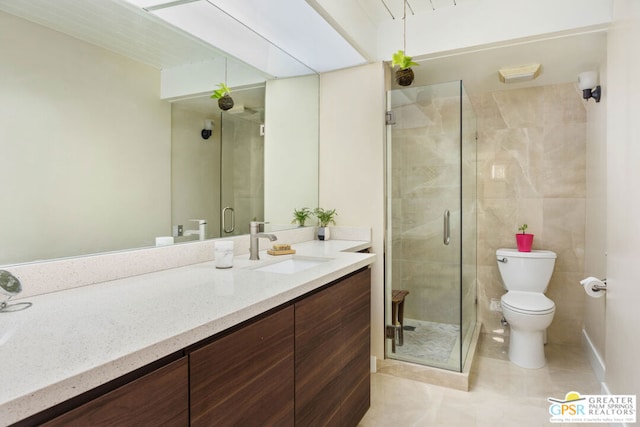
<box><xmin>201</xmin><ymin>120</ymin><xmax>214</xmax><ymax>140</ymax></box>
<box><xmin>578</xmin><ymin>71</ymin><xmax>601</xmax><ymax>103</ymax></box>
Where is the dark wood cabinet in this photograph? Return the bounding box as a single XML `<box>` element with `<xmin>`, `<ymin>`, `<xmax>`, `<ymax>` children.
<box><xmin>190</xmin><ymin>305</ymin><xmax>295</xmax><ymax>427</ymax></box>
<box><xmin>295</xmin><ymin>268</ymin><xmax>371</xmax><ymax>427</ymax></box>
<box><xmin>23</xmin><ymin>267</ymin><xmax>370</xmax><ymax>427</ymax></box>
<box><xmin>41</xmin><ymin>357</ymin><xmax>189</xmax><ymax>427</ymax></box>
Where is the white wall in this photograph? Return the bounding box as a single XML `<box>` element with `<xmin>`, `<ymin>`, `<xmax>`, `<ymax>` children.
<box><xmin>265</xmin><ymin>75</ymin><xmax>319</xmax><ymax>227</ymax></box>
<box><xmin>604</xmin><ymin>0</ymin><xmax>640</xmax><ymax>395</ymax></box>
<box><xmin>171</xmin><ymin>105</ymin><xmax>221</xmax><ymax>240</ymax></box>
<box><xmin>0</xmin><ymin>11</ymin><xmax>171</xmax><ymax>265</ymax></box>
<box><xmin>319</xmin><ymin>63</ymin><xmax>386</xmax><ymax>359</ymax></box>
<box><xmin>583</xmin><ymin>60</ymin><xmax>608</xmax><ymax>380</ymax></box>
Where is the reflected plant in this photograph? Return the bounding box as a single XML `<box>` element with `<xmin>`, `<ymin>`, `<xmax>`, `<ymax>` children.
<box><xmin>292</xmin><ymin>208</ymin><xmax>313</xmax><ymax>227</ymax></box>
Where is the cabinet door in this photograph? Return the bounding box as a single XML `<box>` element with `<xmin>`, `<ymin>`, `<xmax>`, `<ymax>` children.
<box><xmin>190</xmin><ymin>305</ymin><xmax>294</xmax><ymax>427</ymax></box>
<box><xmin>42</xmin><ymin>357</ymin><xmax>189</xmax><ymax>427</ymax></box>
<box><xmin>295</xmin><ymin>282</ymin><xmax>344</xmax><ymax>426</ymax></box>
<box><xmin>339</xmin><ymin>268</ymin><xmax>371</xmax><ymax>427</ymax></box>
<box><xmin>295</xmin><ymin>268</ymin><xmax>371</xmax><ymax>427</ymax></box>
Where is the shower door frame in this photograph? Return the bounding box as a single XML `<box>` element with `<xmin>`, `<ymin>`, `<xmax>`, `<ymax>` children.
<box><xmin>219</xmin><ymin>111</ymin><xmax>265</xmax><ymax>237</ymax></box>
<box><xmin>384</xmin><ymin>80</ymin><xmax>477</xmax><ymax>373</ymax></box>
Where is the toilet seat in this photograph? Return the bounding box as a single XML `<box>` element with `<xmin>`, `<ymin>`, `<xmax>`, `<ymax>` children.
<box><xmin>501</xmin><ymin>291</ymin><xmax>555</xmax><ymax>315</ymax></box>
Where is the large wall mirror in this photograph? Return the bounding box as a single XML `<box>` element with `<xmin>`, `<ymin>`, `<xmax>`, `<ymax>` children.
<box><xmin>0</xmin><ymin>4</ymin><xmax>318</xmax><ymax>266</ymax></box>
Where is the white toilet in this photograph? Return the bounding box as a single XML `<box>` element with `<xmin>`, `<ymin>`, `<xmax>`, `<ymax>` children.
<box><xmin>496</xmin><ymin>248</ymin><xmax>557</xmax><ymax>369</ymax></box>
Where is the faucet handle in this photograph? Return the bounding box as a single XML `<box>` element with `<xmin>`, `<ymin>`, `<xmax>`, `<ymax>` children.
<box><xmin>250</xmin><ymin>221</ymin><xmax>269</xmax><ymax>233</ymax></box>
<box><xmin>190</xmin><ymin>219</ymin><xmax>207</xmax><ymax>225</ymax></box>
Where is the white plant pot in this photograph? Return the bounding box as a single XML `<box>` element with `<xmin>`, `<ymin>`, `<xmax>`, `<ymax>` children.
<box><xmin>317</xmin><ymin>227</ymin><xmax>330</xmax><ymax>241</ymax></box>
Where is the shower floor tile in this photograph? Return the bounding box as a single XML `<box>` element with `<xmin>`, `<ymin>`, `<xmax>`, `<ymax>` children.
<box><xmin>393</xmin><ymin>318</ymin><xmax>460</xmax><ymax>364</ymax></box>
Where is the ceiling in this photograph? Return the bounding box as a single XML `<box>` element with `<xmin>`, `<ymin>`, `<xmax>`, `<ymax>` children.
<box><xmin>0</xmin><ymin>0</ymin><xmax>225</xmax><ymax>70</ymax></box>
<box><xmin>0</xmin><ymin>0</ymin><xmax>608</xmax><ymax>95</ymax></box>
<box><xmin>355</xmin><ymin>0</ymin><xmax>469</xmax><ymax>23</ymax></box>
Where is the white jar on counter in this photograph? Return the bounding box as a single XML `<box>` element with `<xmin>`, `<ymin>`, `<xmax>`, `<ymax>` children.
<box><xmin>215</xmin><ymin>240</ymin><xmax>234</xmax><ymax>269</ymax></box>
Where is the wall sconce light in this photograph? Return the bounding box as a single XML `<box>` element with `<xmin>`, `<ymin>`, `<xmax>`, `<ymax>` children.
<box><xmin>201</xmin><ymin>120</ymin><xmax>214</xmax><ymax>140</ymax></box>
<box><xmin>578</xmin><ymin>71</ymin><xmax>601</xmax><ymax>103</ymax></box>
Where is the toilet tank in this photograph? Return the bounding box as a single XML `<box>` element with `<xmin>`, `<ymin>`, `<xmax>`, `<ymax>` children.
<box><xmin>496</xmin><ymin>248</ymin><xmax>557</xmax><ymax>292</ymax></box>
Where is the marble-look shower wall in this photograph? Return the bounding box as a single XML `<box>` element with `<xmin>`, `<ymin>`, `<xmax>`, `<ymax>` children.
<box><xmin>473</xmin><ymin>83</ymin><xmax>587</xmax><ymax>345</ymax></box>
<box><xmin>391</xmin><ymin>93</ymin><xmax>462</xmax><ymax>325</ymax></box>
<box><xmin>223</xmin><ymin>115</ymin><xmax>264</xmax><ymax>235</ymax></box>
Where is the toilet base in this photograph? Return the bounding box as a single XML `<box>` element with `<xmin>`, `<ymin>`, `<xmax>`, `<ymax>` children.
<box><xmin>509</xmin><ymin>328</ymin><xmax>546</xmax><ymax>369</ymax></box>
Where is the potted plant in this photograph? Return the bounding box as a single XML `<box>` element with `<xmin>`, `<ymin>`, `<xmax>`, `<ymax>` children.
<box><xmin>291</xmin><ymin>207</ymin><xmax>313</xmax><ymax>227</ymax></box>
<box><xmin>391</xmin><ymin>50</ymin><xmax>419</xmax><ymax>86</ymax></box>
<box><xmin>210</xmin><ymin>82</ymin><xmax>234</xmax><ymax>111</ymax></box>
<box><xmin>516</xmin><ymin>223</ymin><xmax>534</xmax><ymax>252</ymax></box>
<box><xmin>314</xmin><ymin>207</ymin><xmax>337</xmax><ymax>241</ymax></box>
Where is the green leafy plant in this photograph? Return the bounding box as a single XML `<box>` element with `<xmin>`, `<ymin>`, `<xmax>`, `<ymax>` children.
<box><xmin>291</xmin><ymin>208</ymin><xmax>313</xmax><ymax>227</ymax></box>
<box><xmin>210</xmin><ymin>82</ymin><xmax>232</xmax><ymax>99</ymax></box>
<box><xmin>518</xmin><ymin>223</ymin><xmax>528</xmax><ymax>234</ymax></box>
<box><xmin>314</xmin><ymin>208</ymin><xmax>337</xmax><ymax>228</ymax></box>
<box><xmin>391</xmin><ymin>50</ymin><xmax>419</xmax><ymax>70</ymax></box>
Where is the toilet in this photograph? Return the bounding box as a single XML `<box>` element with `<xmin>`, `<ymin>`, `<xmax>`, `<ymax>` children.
<box><xmin>496</xmin><ymin>248</ymin><xmax>557</xmax><ymax>369</ymax></box>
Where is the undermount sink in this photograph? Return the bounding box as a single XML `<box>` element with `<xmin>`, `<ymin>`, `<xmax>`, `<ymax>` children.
<box><xmin>253</xmin><ymin>256</ymin><xmax>332</xmax><ymax>274</ymax></box>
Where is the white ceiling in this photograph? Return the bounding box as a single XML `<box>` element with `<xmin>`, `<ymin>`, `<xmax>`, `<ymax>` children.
<box><xmin>0</xmin><ymin>0</ymin><xmax>608</xmax><ymax>95</ymax></box>
<box><xmin>0</xmin><ymin>0</ymin><xmax>227</xmax><ymax>70</ymax></box>
<box><xmin>355</xmin><ymin>0</ymin><xmax>470</xmax><ymax>23</ymax></box>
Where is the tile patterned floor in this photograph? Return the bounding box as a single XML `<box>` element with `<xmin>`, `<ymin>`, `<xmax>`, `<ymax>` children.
<box><xmin>359</xmin><ymin>333</ymin><xmax>601</xmax><ymax>426</ymax></box>
<box><xmin>394</xmin><ymin>319</ymin><xmax>459</xmax><ymax>363</ymax></box>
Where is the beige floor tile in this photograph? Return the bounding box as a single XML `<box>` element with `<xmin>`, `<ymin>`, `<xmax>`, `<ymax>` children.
<box><xmin>359</xmin><ymin>333</ymin><xmax>600</xmax><ymax>427</ymax></box>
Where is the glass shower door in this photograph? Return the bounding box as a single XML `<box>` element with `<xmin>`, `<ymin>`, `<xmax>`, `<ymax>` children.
<box><xmin>385</xmin><ymin>80</ymin><xmax>477</xmax><ymax>372</ymax></box>
<box><xmin>220</xmin><ymin>112</ymin><xmax>265</xmax><ymax>236</ymax></box>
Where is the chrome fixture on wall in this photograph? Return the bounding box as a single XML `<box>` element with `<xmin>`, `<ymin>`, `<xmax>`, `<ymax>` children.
<box><xmin>578</xmin><ymin>71</ymin><xmax>601</xmax><ymax>103</ymax></box>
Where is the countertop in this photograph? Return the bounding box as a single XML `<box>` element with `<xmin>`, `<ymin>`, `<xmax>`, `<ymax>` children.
<box><xmin>0</xmin><ymin>239</ymin><xmax>375</xmax><ymax>425</ymax></box>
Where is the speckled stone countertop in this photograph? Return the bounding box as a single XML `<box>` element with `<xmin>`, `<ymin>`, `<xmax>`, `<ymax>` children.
<box><xmin>0</xmin><ymin>239</ymin><xmax>374</xmax><ymax>426</ymax></box>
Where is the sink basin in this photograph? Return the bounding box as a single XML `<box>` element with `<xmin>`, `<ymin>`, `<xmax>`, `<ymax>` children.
<box><xmin>254</xmin><ymin>256</ymin><xmax>331</xmax><ymax>274</ymax></box>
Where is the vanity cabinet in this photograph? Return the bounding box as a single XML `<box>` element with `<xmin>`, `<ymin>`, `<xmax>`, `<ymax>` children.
<box><xmin>295</xmin><ymin>268</ymin><xmax>371</xmax><ymax>426</ymax></box>
<box><xmin>40</xmin><ymin>357</ymin><xmax>189</xmax><ymax>427</ymax></box>
<box><xmin>189</xmin><ymin>305</ymin><xmax>295</xmax><ymax>427</ymax></box>
<box><xmin>19</xmin><ymin>267</ymin><xmax>370</xmax><ymax>427</ymax></box>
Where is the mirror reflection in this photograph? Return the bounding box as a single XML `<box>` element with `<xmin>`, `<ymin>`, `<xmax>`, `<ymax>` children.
<box><xmin>0</xmin><ymin>7</ymin><xmax>318</xmax><ymax>266</ymax></box>
<box><xmin>171</xmin><ymin>86</ymin><xmax>266</xmax><ymax>240</ymax></box>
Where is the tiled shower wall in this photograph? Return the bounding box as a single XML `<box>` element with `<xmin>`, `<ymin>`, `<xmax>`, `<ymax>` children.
<box><xmin>473</xmin><ymin>83</ymin><xmax>587</xmax><ymax>345</ymax></box>
<box><xmin>390</xmin><ymin>86</ymin><xmax>471</xmax><ymax>327</ymax></box>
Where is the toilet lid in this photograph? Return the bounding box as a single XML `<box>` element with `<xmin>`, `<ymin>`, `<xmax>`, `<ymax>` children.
<box><xmin>501</xmin><ymin>291</ymin><xmax>555</xmax><ymax>315</ymax></box>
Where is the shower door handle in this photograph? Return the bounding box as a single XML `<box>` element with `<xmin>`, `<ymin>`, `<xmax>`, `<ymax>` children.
<box><xmin>222</xmin><ymin>206</ymin><xmax>235</xmax><ymax>234</ymax></box>
<box><xmin>443</xmin><ymin>209</ymin><xmax>450</xmax><ymax>245</ymax></box>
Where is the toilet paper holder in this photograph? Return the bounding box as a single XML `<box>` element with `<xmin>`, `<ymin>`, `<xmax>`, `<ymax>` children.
<box><xmin>580</xmin><ymin>277</ymin><xmax>607</xmax><ymax>292</ymax></box>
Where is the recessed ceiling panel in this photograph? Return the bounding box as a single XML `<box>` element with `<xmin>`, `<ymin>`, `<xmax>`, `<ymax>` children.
<box><xmin>206</xmin><ymin>0</ymin><xmax>365</xmax><ymax>73</ymax></box>
<box><xmin>151</xmin><ymin>1</ymin><xmax>315</xmax><ymax>77</ymax></box>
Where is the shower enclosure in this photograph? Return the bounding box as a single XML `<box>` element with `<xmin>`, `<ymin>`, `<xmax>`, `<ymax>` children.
<box><xmin>170</xmin><ymin>87</ymin><xmax>265</xmax><ymax>240</ymax></box>
<box><xmin>385</xmin><ymin>80</ymin><xmax>477</xmax><ymax>372</ymax></box>
<box><xmin>219</xmin><ymin>111</ymin><xmax>265</xmax><ymax>237</ymax></box>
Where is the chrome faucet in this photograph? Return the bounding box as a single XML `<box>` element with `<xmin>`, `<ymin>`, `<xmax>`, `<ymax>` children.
<box><xmin>184</xmin><ymin>219</ymin><xmax>207</xmax><ymax>241</ymax></box>
<box><xmin>249</xmin><ymin>221</ymin><xmax>277</xmax><ymax>260</ymax></box>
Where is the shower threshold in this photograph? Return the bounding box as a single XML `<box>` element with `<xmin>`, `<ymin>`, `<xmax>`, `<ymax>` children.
<box><xmin>379</xmin><ymin>321</ymin><xmax>481</xmax><ymax>391</ymax></box>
